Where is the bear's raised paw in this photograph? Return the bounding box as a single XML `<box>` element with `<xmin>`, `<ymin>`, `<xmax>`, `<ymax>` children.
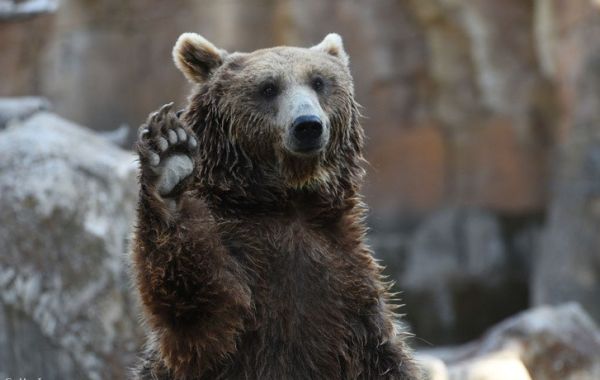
<box><xmin>137</xmin><ymin>102</ymin><xmax>198</xmax><ymax>197</ymax></box>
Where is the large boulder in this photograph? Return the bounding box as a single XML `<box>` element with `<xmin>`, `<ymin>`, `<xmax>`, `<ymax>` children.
<box><xmin>399</xmin><ymin>207</ymin><xmax>529</xmax><ymax>344</ymax></box>
<box><xmin>0</xmin><ymin>112</ymin><xmax>142</xmax><ymax>379</ymax></box>
<box><xmin>447</xmin><ymin>352</ymin><xmax>532</xmax><ymax>380</ymax></box>
<box><xmin>426</xmin><ymin>303</ymin><xmax>600</xmax><ymax>380</ymax></box>
<box><xmin>0</xmin><ymin>96</ymin><xmax>50</xmax><ymax>129</ymax></box>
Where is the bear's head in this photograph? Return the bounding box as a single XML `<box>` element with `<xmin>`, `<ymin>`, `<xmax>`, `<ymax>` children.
<box><xmin>173</xmin><ymin>33</ymin><xmax>365</xmax><ymax>213</ymax></box>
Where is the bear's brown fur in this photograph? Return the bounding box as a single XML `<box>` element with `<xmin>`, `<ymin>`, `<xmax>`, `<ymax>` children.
<box><xmin>131</xmin><ymin>33</ymin><xmax>417</xmax><ymax>379</ymax></box>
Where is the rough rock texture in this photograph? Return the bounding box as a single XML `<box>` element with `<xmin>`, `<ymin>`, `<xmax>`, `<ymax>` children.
<box><xmin>393</xmin><ymin>208</ymin><xmax>529</xmax><ymax>344</ymax></box>
<box><xmin>0</xmin><ymin>96</ymin><xmax>50</xmax><ymax>129</ymax></box>
<box><xmin>425</xmin><ymin>303</ymin><xmax>600</xmax><ymax>380</ymax></box>
<box><xmin>448</xmin><ymin>352</ymin><xmax>532</xmax><ymax>380</ymax></box>
<box><xmin>0</xmin><ymin>112</ymin><xmax>142</xmax><ymax>379</ymax></box>
<box><xmin>0</xmin><ymin>0</ymin><xmax>552</xmax><ymax>216</ymax></box>
<box><xmin>0</xmin><ymin>3</ymin><xmax>53</xmax><ymax>97</ymax></box>
<box><xmin>403</xmin><ymin>0</ymin><xmax>551</xmax><ymax>213</ymax></box>
<box><xmin>533</xmin><ymin>0</ymin><xmax>600</xmax><ymax>324</ymax></box>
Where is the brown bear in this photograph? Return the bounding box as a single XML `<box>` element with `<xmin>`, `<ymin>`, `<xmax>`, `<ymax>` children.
<box><xmin>131</xmin><ymin>33</ymin><xmax>417</xmax><ymax>379</ymax></box>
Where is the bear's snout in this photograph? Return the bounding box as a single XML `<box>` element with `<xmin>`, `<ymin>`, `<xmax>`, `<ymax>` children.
<box><xmin>289</xmin><ymin>115</ymin><xmax>325</xmax><ymax>154</ymax></box>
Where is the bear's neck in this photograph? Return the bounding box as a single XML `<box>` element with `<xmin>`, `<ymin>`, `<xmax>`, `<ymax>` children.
<box><xmin>197</xmin><ymin>178</ymin><xmax>359</xmax><ymax>221</ymax></box>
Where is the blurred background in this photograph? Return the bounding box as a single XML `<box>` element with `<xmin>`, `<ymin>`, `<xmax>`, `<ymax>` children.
<box><xmin>1</xmin><ymin>0</ymin><xmax>600</xmax><ymax>379</ymax></box>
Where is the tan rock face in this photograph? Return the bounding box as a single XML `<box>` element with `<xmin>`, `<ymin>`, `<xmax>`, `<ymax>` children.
<box><xmin>460</xmin><ymin>119</ymin><xmax>549</xmax><ymax>212</ymax></box>
<box><xmin>0</xmin><ymin>0</ymin><xmax>554</xmax><ymax>216</ymax></box>
<box><xmin>533</xmin><ymin>0</ymin><xmax>600</xmax><ymax>324</ymax></box>
<box><xmin>0</xmin><ymin>13</ymin><xmax>53</xmax><ymax>96</ymax></box>
<box><xmin>365</xmin><ymin>124</ymin><xmax>447</xmax><ymax>215</ymax></box>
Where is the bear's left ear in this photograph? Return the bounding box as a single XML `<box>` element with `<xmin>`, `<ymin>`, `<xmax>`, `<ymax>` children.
<box><xmin>310</xmin><ymin>33</ymin><xmax>349</xmax><ymax>66</ymax></box>
<box><xmin>173</xmin><ymin>33</ymin><xmax>227</xmax><ymax>84</ymax></box>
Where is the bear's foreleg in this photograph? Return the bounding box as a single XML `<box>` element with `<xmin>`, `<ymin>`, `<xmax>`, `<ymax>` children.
<box><xmin>132</xmin><ymin>103</ymin><xmax>252</xmax><ymax>378</ymax></box>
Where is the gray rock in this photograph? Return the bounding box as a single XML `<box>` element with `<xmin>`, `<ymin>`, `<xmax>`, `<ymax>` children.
<box><xmin>447</xmin><ymin>351</ymin><xmax>532</xmax><ymax>380</ymax></box>
<box><xmin>0</xmin><ymin>97</ymin><xmax>51</xmax><ymax>130</ymax></box>
<box><xmin>0</xmin><ymin>112</ymin><xmax>142</xmax><ymax>379</ymax></box>
<box><xmin>97</xmin><ymin>124</ymin><xmax>131</xmax><ymax>147</ymax></box>
<box><xmin>405</xmin><ymin>208</ymin><xmax>507</xmax><ymax>286</ymax></box>
<box><xmin>427</xmin><ymin>303</ymin><xmax>600</xmax><ymax>380</ymax></box>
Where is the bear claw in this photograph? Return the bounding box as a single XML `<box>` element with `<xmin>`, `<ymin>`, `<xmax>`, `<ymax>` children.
<box><xmin>137</xmin><ymin>103</ymin><xmax>198</xmax><ymax>196</ymax></box>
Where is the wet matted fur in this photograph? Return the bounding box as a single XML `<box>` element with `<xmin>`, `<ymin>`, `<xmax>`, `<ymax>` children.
<box><xmin>131</xmin><ymin>33</ymin><xmax>418</xmax><ymax>380</ymax></box>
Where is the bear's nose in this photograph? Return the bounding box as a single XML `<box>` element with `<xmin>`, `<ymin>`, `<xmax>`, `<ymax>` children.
<box><xmin>291</xmin><ymin>115</ymin><xmax>323</xmax><ymax>151</ymax></box>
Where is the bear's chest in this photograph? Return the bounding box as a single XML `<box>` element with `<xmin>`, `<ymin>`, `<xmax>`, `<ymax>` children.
<box><xmin>219</xmin><ymin>218</ymin><xmax>371</xmax><ymax>378</ymax></box>
<box><xmin>224</xmin><ymin>216</ymin><xmax>367</xmax><ymax>316</ymax></box>
<box><xmin>224</xmin><ymin>218</ymin><xmax>348</xmax><ymax>310</ymax></box>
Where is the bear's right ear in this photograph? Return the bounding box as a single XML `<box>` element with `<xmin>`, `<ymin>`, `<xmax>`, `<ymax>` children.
<box><xmin>310</xmin><ymin>33</ymin><xmax>349</xmax><ymax>66</ymax></box>
<box><xmin>173</xmin><ymin>33</ymin><xmax>227</xmax><ymax>84</ymax></box>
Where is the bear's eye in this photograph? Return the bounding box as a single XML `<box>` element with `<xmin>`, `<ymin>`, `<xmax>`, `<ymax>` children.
<box><xmin>311</xmin><ymin>76</ymin><xmax>325</xmax><ymax>92</ymax></box>
<box><xmin>260</xmin><ymin>82</ymin><xmax>278</xmax><ymax>99</ymax></box>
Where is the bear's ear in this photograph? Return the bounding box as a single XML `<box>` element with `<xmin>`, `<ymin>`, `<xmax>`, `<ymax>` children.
<box><xmin>173</xmin><ymin>33</ymin><xmax>227</xmax><ymax>83</ymax></box>
<box><xmin>310</xmin><ymin>33</ymin><xmax>349</xmax><ymax>66</ymax></box>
